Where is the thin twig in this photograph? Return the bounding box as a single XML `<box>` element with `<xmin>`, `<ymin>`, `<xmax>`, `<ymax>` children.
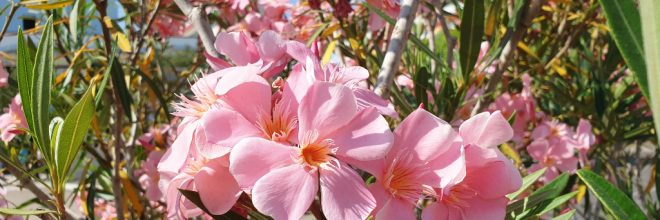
<box><xmin>432</xmin><ymin>0</ymin><xmax>456</xmax><ymax>66</ymax></box>
<box><xmin>374</xmin><ymin>0</ymin><xmax>420</xmax><ymax>98</ymax></box>
<box><xmin>0</xmin><ymin>4</ymin><xmax>18</xmax><ymax>43</ymax></box>
<box><xmin>130</xmin><ymin>0</ymin><xmax>161</xmax><ymax>66</ymax></box>
<box><xmin>171</xmin><ymin>0</ymin><xmax>220</xmax><ymax>57</ymax></box>
<box><xmin>471</xmin><ymin>0</ymin><xmax>544</xmax><ymax>115</ymax></box>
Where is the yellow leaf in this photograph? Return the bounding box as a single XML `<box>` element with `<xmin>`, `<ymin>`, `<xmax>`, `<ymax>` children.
<box><xmin>348</xmin><ymin>38</ymin><xmax>365</xmax><ymax>59</ymax></box>
<box><xmin>576</xmin><ymin>184</ymin><xmax>587</xmax><ymax>203</ymax></box>
<box><xmin>322</xmin><ymin>41</ymin><xmax>337</xmax><ymax>65</ymax></box>
<box><xmin>485</xmin><ymin>12</ymin><xmax>496</xmax><ymax>37</ymax></box>
<box><xmin>22</xmin><ymin>0</ymin><xmax>73</xmax><ymax>10</ymax></box>
<box><xmin>551</xmin><ymin>63</ymin><xmax>569</xmax><ymax>77</ymax></box>
<box><xmin>517</xmin><ymin>42</ymin><xmax>540</xmax><ymax>61</ymax></box>
<box><xmin>499</xmin><ymin>143</ymin><xmax>522</xmax><ymax>167</ymax></box>
<box><xmin>113</xmin><ymin>33</ymin><xmax>132</xmax><ymax>52</ymax></box>
<box><xmin>103</xmin><ymin>16</ymin><xmax>114</xmax><ymax>29</ymax></box>
<box><xmin>119</xmin><ymin>170</ymin><xmax>144</xmax><ymax>216</ymax></box>
<box><xmin>321</xmin><ymin>23</ymin><xmax>340</xmax><ymax>38</ymax></box>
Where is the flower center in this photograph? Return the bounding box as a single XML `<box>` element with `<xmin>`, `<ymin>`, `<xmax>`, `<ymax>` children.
<box><xmin>183</xmin><ymin>157</ymin><xmax>208</xmax><ymax>176</ymax></box>
<box><xmin>298</xmin><ymin>130</ymin><xmax>335</xmax><ymax>167</ymax></box>
<box><xmin>382</xmin><ymin>152</ymin><xmax>434</xmax><ymax>204</ymax></box>
<box><xmin>172</xmin><ymin>80</ymin><xmax>218</xmax><ymax>118</ymax></box>
<box><xmin>257</xmin><ymin>100</ymin><xmax>297</xmax><ymax>143</ymax></box>
<box><xmin>442</xmin><ymin>184</ymin><xmax>477</xmax><ymax>209</ymax></box>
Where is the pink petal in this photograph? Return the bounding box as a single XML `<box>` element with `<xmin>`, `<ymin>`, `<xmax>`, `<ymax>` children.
<box><xmin>526</xmin><ymin>139</ymin><xmax>549</xmax><ymax>162</ymax></box>
<box><xmin>331</xmin><ymin>107</ymin><xmax>393</xmax><ymax>162</ymax></box>
<box><xmin>298</xmin><ymin>82</ymin><xmax>357</xmax><ymax>138</ymax></box>
<box><xmin>158</xmin><ymin>125</ymin><xmax>195</xmax><ymax>174</ymax></box>
<box><xmin>336</xmin><ymin>66</ymin><xmax>369</xmax><ymax>82</ymax></box>
<box><xmin>201</xmin><ymin>109</ymin><xmax>262</xmax><ymax>154</ymax></box>
<box><xmin>460</xmin><ymin>197</ymin><xmax>509</xmax><ymax>220</ymax></box>
<box><xmin>204</xmin><ymin>51</ymin><xmax>231</xmax><ymax>71</ymax></box>
<box><xmin>374</xmin><ymin>196</ymin><xmax>416</xmax><ymax>220</ymax></box>
<box><xmin>252</xmin><ymin>165</ymin><xmax>318</xmax><ymax>220</ymax></box>
<box><xmin>353</xmin><ymin>88</ymin><xmax>398</xmax><ymax>117</ymax></box>
<box><xmin>464</xmin><ymin>158</ymin><xmax>522</xmax><ymax>199</ymax></box>
<box><xmin>392</xmin><ymin>108</ymin><xmax>458</xmax><ymax>162</ymax></box>
<box><xmin>229</xmin><ymin>138</ymin><xmax>297</xmax><ymax>190</ymax></box>
<box><xmin>195</xmin><ymin>158</ymin><xmax>242</xmax><ymax>215</ymax></box>
<box><xmin>555</xmin><ymin>156</ymin><xmax>578</xmax><ymax>173</ymax></box>
<box><xmin>427</xmin><ymin>144</ymin><xmax>466</xmax><ymax>190</ymax></box>
<box><xmin>285</xmin><ymin>41</ymin><xmax>322</xmax><ymax>73</ymax></box>
<box><xmin>459</xmin><ymin>111</ymin><xmax>513</xmax><ymax>148</ymax></box>
<box><xmin>421</xmin><ymin>202</ymin><xmax>455</xmax><ymax>220</ymax></box>
<box><xmin>257</xmin><ymin>30</ymin><xmax>287</xmax><ymax>62</ymax></box>
<box><xmin>282</xmin><ymin>63</ymin><xmax>313</xmax><ymax>105</ymax></box>
<box><xmin>214</xmin><ymin>32</ymin><xmax>258</xmax><ymax>65</ymax></box>
<box><xmin>319</xmin><ymin>162</ymin><xmax>376</xmax><ymax>220</ymax></box>
<box><xmin>216</xmin><ymin>72</ymin><xmax>272</xmax><ymax>123</ymax></box>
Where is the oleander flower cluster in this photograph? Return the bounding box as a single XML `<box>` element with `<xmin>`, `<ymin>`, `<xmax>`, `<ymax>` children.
<box><xmin>156</xmin><ymin>31</ymin><xmax>522</xmax><ymax>219</ymax></box>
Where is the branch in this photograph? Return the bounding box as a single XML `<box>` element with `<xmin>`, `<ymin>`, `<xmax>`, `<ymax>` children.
<box><xmin>4</xmin><ymin>162</ymin><xmax>75</xmax><ymax>219</ymax></box>
<box><xmin>470</xmin><ymin>0</ymin><xmax>544</xmax><ymax>115</ymax></box>
<box><xmin>171</xmin><ymin>0</ymin><xmax>220</xmax><ymax>58</ymax></box>
<box><xmin>374</xmin><ymin>0</ymin><xmax>420</xmax><ymax>98</ymax></box>
<box><xmin>0</xmin><ymin>4</ymin><xmax>18</xmax><ymax>43</ymax></box>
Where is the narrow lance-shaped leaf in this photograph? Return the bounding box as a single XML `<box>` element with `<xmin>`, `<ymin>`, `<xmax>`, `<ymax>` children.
<box><xmin>639</xmin><ymin>2</ymin><xmax>660</xmax><ymax>202</ymax></box>
<box><xmin>507</xmin><ymin>167</ymin><xmax>547</xmax><ymax>199</ymax></box>
<box><xmin>109</xmin><ymin>55</ymin><xmax>133</xmax><ymax>120</ymax></box>
<box><xmin>16</xmin><ymin>28</ymin><xmax>35</xmax><ymax>136</ymax></box>
<box><xmin>576</xmin><ymin>170</ymin><xmax>647</xmax><ymax>220</ymax></box>
<box><xmin>599</xmin><ymin>0</ymin><xmax>649</xmax><ymax>98</ymax></box>
<box><xmin>0</xmin><ymin>208</ymin><xmax>56</xmax><ymax>216</ymax></box>
<box><xmin>459</xmin><ymin>0</ymin><xmax>485</xmax><ymax>76</ymax></box>
<box><xmin>30</xmin><ymin>16</ymin><xmax>55</xmax><ymax>163</ymax></box>
<box><xmin>69</xmin><ymin>0</ymin><xmax>82</xmax><ymax>44</ymax></box>
<box><xmin>55</xmin><ymin>86</ymin><xmax>95</xmax><ymax>183</ymax></box>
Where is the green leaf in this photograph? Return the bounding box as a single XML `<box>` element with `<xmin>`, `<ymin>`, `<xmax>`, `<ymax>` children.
<box><xmin>55</xmin><ymin>86</ymin><xmax>95</xmax><ymax>183</ymax></box>
<box><xmin>16</xmin><ymin>28</ymin><xmax>35</xmax><ymax>137</ymax></box>
<box><xmin>598</xmin><ymin>0</ymin><xmax>649</xmax><ymax>98</ymax></box>
<box><xmin>551</xmin><ymin>210</ymin><xmax>576</xmax><ymax>220</ymax></box>
<box><xmin>532</xmin><ymin>191</ymin><xmax>577</xmax><ymax>217</ymax></box>
<box><xmin>0</xmin><ymin>208</ymin><xmax>56</xmax><ymax>216</ymax></box>
<box><xmin>109</xmin><ymin>56</ymin><xmax>133</xmax><ymax>120</ymax></box>
<box><xmin>576</xmin><ymin>170</ymin><xmax>647</xmax><ymax>220</ymax></box>
<box><xmin>507</xmin><ymin>173</ymin><xmax>569</xmax><ymax>214</ymax></box>
<box><xmin>459</xmin><ymin>0</ymin><xmax>485</xmax><ymax>76</ymax></box>
<box><xmin>507</xmin><ymin>167</ymin><xmax>546</xmax><ymax>199</ymax></box>
<box><xmin>639</xmin><ymin>1</ymin><xmax>660</xmax><ymax>196</ymax></box>
<box><xmin>69</xmin><ymin>0</ymin><xmax>82</xmax><ymax>44</ymax></box>
<box><xmin>28</xmin><ymin>16</ymin><xmax>54</xmax><ymax>164</ymax></box>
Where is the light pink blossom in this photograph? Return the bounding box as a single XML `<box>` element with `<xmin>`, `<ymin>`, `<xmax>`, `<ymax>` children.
<box><xmin>285</xmin><ymin>41</ymin><xmax>397</xmax><ymax>117</ymax></box>
<box><xmin>206</xmin><ymin>31</ymin><xmax>290</xmax><ymax>78</ymax></box>
<box><xmin>0</xmin><ymin>95</ymin><xmax>28</xmax><ymax>143</ymax></box>
<box><xmin>368</xmin><ymin>108</ymin><xmax>462</xmax><ymax>220</ymax></box>
<box><xmin>423</xmin><ymin>111</ymin><xmax>522</xmax><ymax>219</ymax></box>
<box><xmin>139</xmin><ymin>150</ymin><xmax>165</xmax><ymax>202</ymax></box>
<box><xmin>230</xmin><ymin>82</ymin><xmax>393</xmax><ymax>220</ymax></box>
<box><xmin>0</xmin><ymin>60</ymin><xmax>8</xmax><ymax>88</ymax></box>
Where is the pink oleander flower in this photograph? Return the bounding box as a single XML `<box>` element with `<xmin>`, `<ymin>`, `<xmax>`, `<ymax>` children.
<box><xmin>530</xmin><ymin>119</ymin><xmax>574</xmax><ymax>157</ymax></box>
<box><xmin>285</xmin><ymin>41</ymin><xmax>397</xmax><ymax>117</ymax></box>
<box><xmin>139</xmin><ymin>150</ymin><xmax>165</xmax><ymax>202</ymax></box>
<box><xmin>366</xmin><ymin>0</ymin><xmax>400</xmax><ymax>31</ymax></box>
<box><xmin>229</xmin><ymin>82</ymin><xmax>393</xmax><ymax>220</ymax></box>
<box><xmin>367</xmin><ymin>108</ymin><xmax>463</xmax><ymax>220</ymax></box>
<box><xmin>423</xmin><ymin>111</ymin><xmax>522</xmax><ymax>219</ymax></box>
<box><xmin>569</xmin><ymin>119</ymin><xmax>595</xmax><ymax>166</ymax></box>
<box><xmin>0</xmin><ymin>95</ymin><xmax>28</xmax><ymax>143</ymax></box>
<box><xmin>205</xmin><ymin>31</ymin><xmax>290</xmax><ymax>78</ymax></box>
<box><xmin>489</xmin><ymin>74</ymin><xmax>537</xmax><ymax>144</ymax></box>
<box><xmin>0</xmin><ymin>60</ymin><xmax>8</xmax><ymax>88</ymax></box>
<box><xmin>138</xmin><ymin>124</ymin><xmax>173</xmax><ymax>151</ymax></box>
<box><xmin>527</xmin><ymin>139</ymin><xmax>578</xmax><ymax>182</ymax></box>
